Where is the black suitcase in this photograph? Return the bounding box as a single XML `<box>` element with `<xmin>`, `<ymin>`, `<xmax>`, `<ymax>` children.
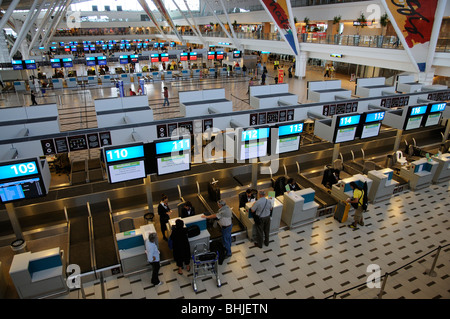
<box><xmin>208</xmin><ymin>182</ymin><xmax>221</xmax><ymax>202</ymax></box>
<box><xmin>210</xmin><ymin>240</ymin><xmax>226</xmax><ymax>265</ymax></box>
<box><xmin>187</xmin><ymin>225</ymin><xmax>200</xmax><ymax>238</ymax></box>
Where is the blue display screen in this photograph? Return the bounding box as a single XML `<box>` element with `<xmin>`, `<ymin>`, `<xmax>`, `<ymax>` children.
<box><xmin>409</xmin><ymin>105</ymin><xmax>427</xmax><ymax>116</ymax></box>
<box><xmin>105</xmin><ymin>145</ymin><xmax>144</xmax><ymax>163</ymax></box>
<box><xmin>241</xmin><ymin>127</ymin><xmax>270</xmax><ymax>141</ymax></box>
<box><xmin>365</xmin><ymin>112</ymin><xmax>385</xmax><ymax>123</ymax></box>
<box><xmin>430</xmin><ymin>103</ymin><xmax>446</xmax><ymax>113</ymax></box>
<box><xmin>86</xmin><ymin>57</ymin><xmax>96</xmax><ymax>66</ymax></box>
<box><xmin>50</xmin><ymin>59</ymin><xmax>61</xmax><ymax>68</ymax></box>
<box><xmin>338</xmin><ymin>115</ymin><xmax>361</xmax><ymax>127</ymax></box>
<box><xmin>12</xmin><ymin>60</ymin><xmax>23</xmax><ymax>70</ymax></box>
<box><xmin>97</xmin><ymin>56</ymin><xmax>107</xmax><ymax>65</ymax></box>
<box><xmin>0</xmin><ymin>161</ymin><xmax>39</xmax><ymax>180</ymax></box>
<box><xmin>119</xmin><ymin>55</ymin><xmax>129</xmax><ymax>64</ymax></box>
<box><xmin>155</xmin><ymin>139</ymin><xmax>191</xmax><ymax>155</ymax></box>
<box><xmin>278</xmin><ymin>123</ymin><xmax>304</xmax><ymax>136</ymax></box>
<box><xmin>24</xmin><ymin>60</ymin><xmax>36</xmax><ymax>69</ymax></box>
<box><xmin>62</xmin><ymin>58</ymin><xmax>73</xmax><ymax>67</ymax></box>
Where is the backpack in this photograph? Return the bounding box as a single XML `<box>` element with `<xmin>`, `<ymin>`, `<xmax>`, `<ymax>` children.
<box><xmin>362</xmin><ymin>181</ymin><xmax>368</xmax><ymax>211</ymax></box>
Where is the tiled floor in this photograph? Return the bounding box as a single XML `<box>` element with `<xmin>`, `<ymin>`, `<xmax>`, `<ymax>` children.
<box><xmin>60</xmin><ymin>181</ymin><xmax>450</xmax><ymax>300</ymax></box>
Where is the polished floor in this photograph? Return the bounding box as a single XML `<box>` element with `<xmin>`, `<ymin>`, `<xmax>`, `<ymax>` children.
<box><xmin>57</xmin><ymin>181</ymin><xmax>450</xmax><ymax>300</ymax></box>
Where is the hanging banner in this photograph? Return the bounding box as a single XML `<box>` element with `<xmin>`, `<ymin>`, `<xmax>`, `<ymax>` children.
<box><xmin>118</xmin><ymin>80</ymin><xmax>124</xmax><ymax>98</ymax></box>
<box><xmin>278</xmin><ymin>68</ymin><xmax>284</xmax><ymax>84</ymax></box>
<box><xmin>381</xmin><ymin>0</ymin><xmax>438</xmax><ymax>72</ymax></box>
<box><xmin>139</xmin><ymin>79</ymin><xmax>145</xmax><ymax>95</ymax></box>
<box><xmin>259</xmin><ymin>0</ymin><xmax>298</xmax><ymax>56</ymax></box>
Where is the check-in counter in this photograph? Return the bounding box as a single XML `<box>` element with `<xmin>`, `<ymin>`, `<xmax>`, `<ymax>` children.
<box><xmin>367</xmin><ymin>168</ymin><xmax>398</xmax><ymax>203</ymax></box>
<box><xmin>51</xmin><ymin>78</ymin><xmax>64</xmax><ymax>89</ymax></box>
<box><xmin>168</xmin><ymin>215</ymin><xmax>210</xmax><ymax>253</ymax></box>
<box><xmin>66</xmin><ymin>77</ymin><xmax>78</xmax><ymax>88</ymax></box>
<box><xmin>151</xmin><ymin>71</ymin><xmax>161</xmax><ymax>81</ymax></box>
<box><xmin>87</xmin><ymin>76</ymin><xmax>98</xmax><ymax>85</ymax></box>
<box><xmin>163</xmin><ymin>71</ymin><xmax>173</xmax><ymax>81</ymax></box>
<box><xmin>239</xmin><ymin>197</ymin><xmax>283</xmax><ymax>241</ymax></box>
<box><xmin>331</xmin><ymin>174</ymin><xmax>373</xmax><ymax>202</ymax></box>
<box><xmin>432</xmin><ymin>153</ymin><xmax>450</xmax><ymax>184</ymax></box>
<box><xmin>116</xmin><ymin>224</ymin><xmax>157</xmax><ymax>275</ymax></box>
<box><xmin>9</xmin><ymin>247</ymin><xmax>68</xmax><ymax>299</ymax></box>
<box><xmin>181</xmin><ymin>70</ymin><xmax>190</xmax><ymax>80</ymax></box>
<box><xmin>119</xmin><ymin>73</ymin><xmax>131</xmax><ymax>84</ymax></box>
<box><xmin>280</xmin><ymin>188</ymin><xmax>319</xmax><ymax>228</ymax></box>
<box><xmin>399</xmin><ymin>158</ymin><xmax>438</xmax><ymax>190</ymax></box>
<box><xmin>193</xmin><ymin>69</ymin><xmax>201</xmax><ymax>78</ymax></box>
<box><xmin>100</xmin><ymin>75</ymin><xmax>112</xmax><ymax>86</ymax></box>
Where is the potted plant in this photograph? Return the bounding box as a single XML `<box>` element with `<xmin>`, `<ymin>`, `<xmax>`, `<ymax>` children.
<box><xmin>354</xmin><ymin>12</ymin><xmax>367</xmax><ymax>45</ymax></box>
<box><xmin>333</xmin><ymin>15</ymin><xmax>341</xmax><ymax>44</ymax></box>
<box><xmin>303</xmin><ymin>17</ymin><xmax>310</xmax><ymax>42</ymax></box>
<box><xmin>377</xmin><ymin>13</ymin><xmax>389</xmax><ymax>47</ymax></box>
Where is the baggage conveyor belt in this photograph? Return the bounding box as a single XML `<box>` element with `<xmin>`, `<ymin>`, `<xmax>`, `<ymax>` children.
<box><xmin>0</xmin><ymin>125</ymin><xmax>445</xmax><ymax>245</ymax></box>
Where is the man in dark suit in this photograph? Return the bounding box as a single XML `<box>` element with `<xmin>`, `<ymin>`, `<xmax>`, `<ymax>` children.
<box><xmin>181</xmin><ymin>201</ymin><xmax>196</xmax><ymax>218</ymax></box>
<box><xmin>239</xmin><ymin>189</ymin><xmax>256</xmax><ymax>208</ymax></box>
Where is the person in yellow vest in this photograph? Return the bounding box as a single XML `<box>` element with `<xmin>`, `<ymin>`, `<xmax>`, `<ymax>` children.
<box><xmin>346</xmin><ymin>182</ymin><xmax>365</xmax><ymax>229</ymax></box>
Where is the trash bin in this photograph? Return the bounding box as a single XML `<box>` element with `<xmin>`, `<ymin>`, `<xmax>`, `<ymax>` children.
<box><xmin>10</xmin><ymin>239</ymin><xmax>27</xmax><ymax>254</ymax></box>
<box><xmin>144</xmin><ymin>212</ymin><xmax>155</xmax><ymax>224</ymax></box>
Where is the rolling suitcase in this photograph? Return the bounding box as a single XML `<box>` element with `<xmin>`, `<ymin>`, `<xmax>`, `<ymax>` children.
<box><xmin>334</xmin><ymin>200</ymin><xmax>350</xmax><ymax>223</ymax></box>
<box><xmin>208</xmin><ymin>182</ymin><xmax>221</xmax><ymax>202</ymax></box>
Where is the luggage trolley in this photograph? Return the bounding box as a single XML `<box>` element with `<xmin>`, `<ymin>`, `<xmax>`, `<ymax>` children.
<box><xmin>191</xmin><ymin>243</ymin><xmax>221</xmax><ymax>292</ymax></box>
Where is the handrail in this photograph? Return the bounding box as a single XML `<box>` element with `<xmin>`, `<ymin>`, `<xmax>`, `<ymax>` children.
<box><xmin>325</xmin><ymin>243</ymin><xmax>450</xmax><ymax>299</ymax></box>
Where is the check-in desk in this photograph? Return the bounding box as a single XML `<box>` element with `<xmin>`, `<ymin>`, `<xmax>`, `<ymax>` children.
<box><xmin>399</xmin><ymin>158</ymin><xmax>438</xmax><ymax>190</ymax></box>
<box><xmin>51</xmin><ymin>78</ymin><xmax>64</xmax><ymax>89</ymax></box>
<box><xmin>432</xmin><ymin>153</ymin><xmax>450</xmax><ymax>184</ymax></box>
<box><xmin>100</xmin><ymin>75</ymin><xmax>112</xmax><ymax>86</ymax></box>
<box><xmin>151</xmin><ymin>71</ymin><xmax>161</xmax><ymax>81</ymax></box>
<box><xmin>66</xmin><ymin>77</ymin><xmax>78</xmax><ymax>88</ymax></box>
<box><xmin>239</xmin><ymin>197</ymin><xmax>283</xmax><ymax>241</ymax></box>
<box><xmin>87</xmin><ymin>76</ymin><xmax>98</xmax><ymax>85</ymax></box>
<box><xmin>9</xmin><ymin>247</ymin><xmax>68</xmax><ymax>299</ymax></box>
<box><xmin>119</xmin><ymin>73</ymin><xmax>131</xmax><ymax>84</ymax></box>
<box><xmin>331</xmin><ymin>174</ymin><xmax>373</xmax><ymax>202</ymax></box>
<box><xmin>280</xmin><ymin>188</ymin><xmax>320</xmax><ymax>228</ymax></box>
<box><xmin>168</xmin><ymin>215</ymin><xmax>210</xmax><ymax>253</ymax></box>
<box><xmin>116</xmin><ymin>224</ymin><xmax>157</xmax><ymax>275</ymax></box>
<box><xmin>396</xmin><ymin>75</ymin><xmax>423</xmax><ymax>93</ymax></box>
<box><xmin>367</xmin><ymin>168</ymin><xmax>398</xmax><ymax>203</ymax></box>
<box><xmin>181</xmin><ymin>70</ymin><xmax>190</xmax><ymax>80</ymax></box>
<box><xmin>250</xmin><ymin>84</ymin><xmax>298</xmax><ymax>109</ymax></box>
<box><xmin>163</xmin><ymin>71</ymin><xmax>173</xmax><ymax>81</ymax></box>
<box><xmin>193</xmin><ymin>69</ymin><xmax>201</xmax><ymax>78</ymax></box>
<box><xmin>355</xmin><ymin>77</ymin><xmax>395</xmax><ymax>97</ymax></box>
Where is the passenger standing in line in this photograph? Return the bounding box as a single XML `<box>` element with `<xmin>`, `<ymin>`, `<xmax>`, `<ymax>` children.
<box><xmin>157</xmin><ymin>194</ymin><xmax>172</xmax><ymax>241</ymax></box>
<box><xmin>324</xmin><ymin>64</ymin><xmax>330</xmax><ymax>78</ymax></box>
<box><xmin>145</xmin><ymin>233</ymin><xmax>163</xmax><ymax>286</ymax></box>
<box><xmin>201</xmin><ymin>199</ymin><xmax>233</xmax><ymax>258</ymax></box>
<box><xmin>250</xmin><ymin>190</ymin><xmax>273</xmax><ymax>248</ymax></box>
<box><xmin>347</xmin><ymin>182</ymin><xmax>364</xmax><ymax>229</ymax></box>
<box><xmin>163</xmin><ymin>86</ymin><xmax>169</xmax><ymax>107</ymax></box>
<box><xmin>261</xmin><ymin>71</ymin><xmax>266</xmax><ymax>85</ymax></box>
<box><xmin>170</xmin><ymin>219</ymin><xmax>191</xmax><ymax>275</ymax></box>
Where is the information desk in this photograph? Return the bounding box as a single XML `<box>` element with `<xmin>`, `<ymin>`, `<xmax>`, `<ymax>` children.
<box><xmin>116</xmin><ymin>224</ymin><xmax>157</xmax><ymax>275</ymax></box>
<box><xmin>279</xmin><ymin>188</ymin><xmax>319</xmax><ymax>228</ymax></box>
<box><xmin>331</xmin><ymin>174</ymin><xmax>373</xmax><ymax>202</ymax></box>
<box><xmin>9</xmin><ymin>247</ymin><xmax>68</xmax><ymax>299</ymax></box>
<box><xmin>431</xmin><ymin>153</ymin><xmax>450</xmax><ymax>184</ymax></box>
<box><xmin>399</xmin><ymin>158</ymin><xmax>438</xmax><ymax>190</ymax></box>
<box><xmin>367</xmin><ymin>168</ymin><xmax>398</xmax><ymax>203</ymax></box>
<box><xmin>168</xmin><ymin>215</ymin><xmax>210</xmax><ymax>253</ymax></box>
<box><xmin>239</xmin><ymin>197</ymin><xmax>283</xmax><ymax>241</ymax></box>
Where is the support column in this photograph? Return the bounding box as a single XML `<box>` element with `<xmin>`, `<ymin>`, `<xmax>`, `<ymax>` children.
<box><xmin>0</xmin><ymin>0</ymin><xmax>21</xmax><ymax>32</ymax></box>
<box><xmin>332</xmin><ymin>143</ymin><xmax>340</xmax><ymax>162</ymax></box>
<box><xmin>251</xmin><ymin>159</ymin><xmax>258</xmax><ymax>188</ymax></box>
<box><xmin>144</xmin><ymin>175</ymin><xmax>154</xmax><ymax>213</ymax></box>
<box><xmin>443</xmin><ymin>119</ymin><xmax>450</xmax><ymax>142</ymax></box>
<box><xmin>295</xmin><ymin>51</ymin><xmax>307</xmax><ymax>78</ymax></box>
<box><xmin>5</xmin><ymin>203</ymin><xmax>24</xmax><ymax>241</ymax></box>
<box><xmin>393</xmin><ymin>129</ymin><xmax>403</xmax><ymax>152</ymax></box>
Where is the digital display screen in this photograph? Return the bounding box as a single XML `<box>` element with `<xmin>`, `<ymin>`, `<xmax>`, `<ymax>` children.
<box><xmin>216</xmin><ymin>51</ymin><xmax>224</xmax><ymax>60</ymax></box>
<box><xmin>155</xmin><ymin>139</ymin><xmax>191</xmax><ymax>155</ymax></box>
<box><xmin>0</xmin><ymin>161</ymin><xmax>39</xmax><ymax>180</ymax></box>
<box><xmin>160</xmin><ymin>53</ymin><xmax>169</xmax><ymax>62</ymax></box>
<box><xmin>335</xmin><ymin>126</ymin><xmax>357</xmax><ymax>143</ymax></box>
<box><xmin>338</xmin><ymin>115</ymin><xmax>361</xmax><ymax>127</ymax></box>
<box><xmin>233</xmin><ymin>51</ymin><xmax>241</xmax><ymax>58</ymax></box>
<box><xmin>50</xmin><ymin>59</ymin><xmax>61</xmax><ymax>68</ymax></box>
<box><xmin>189</xmin><ymin>52</ymin><xmax>197</xmax><ymax>61</ymax></box>
<box><xmin>151</xmin><ymin>54</ymin><xmax>159</xmax><ymax>63</ymax></box>
<box><xmin>97</xmin><ymin>56</ymin><xmax>107</xmax><ymax>65</ymax></box>
<box><xmin>361</xmin><ymin>123</ymin><xmax>381</xmax><ymax>139</ymax></box>
<box><xmin>119</xmin><ymin>55</ymin><xmax>129</xmax><ymax>64</ymax></box>
<box><xmin>24</xmin><ymin>60</ymin><xmax>37</xmax><ymax>69</ymax></box>
<box><xmin>278</xmin><ymin>122</ymin><xmax>303</xmax><ymax>136</ymax></box>
<box><xmin>207</xmin><ymin>52</ymin><xmax>215</xmax><ymax>60</ymax></box>
<box><xmin>62</xmin><ymin>58</ymin><xmax>73</xmax><ymax>67</ymax></box>
<box><xmin>240</xmin><ymin>141</ymin><xmax>268</xmax><ymax>160</ymax></box>
<box><xmin>86</xmin><ymin>57</ymin><xmax>96</xmax><ymax>66</ymax></box>
<box><xmin>409</xmin><ymin>105</ymin><xmax>427</xmax><ymax>116</ymax></box>
<box><xmin>425</xmin><ymin>113</ymin><xmax>441</xmax><ymax>127</ymax></box>
<box><xmin>276</xmin><ymin>135</ymin><xmax>300</xmax><ymax>154</ymax></box>
<box><xmin>405</xmin><ymin>116</ymin><xmax>423</xmax><ymax>130</ymax></box>
<box><xmin>105</xmin><ymin>145</ymin><xmax>145</xmax><ymax>163</ymax></box>
<box><xmin>12</xmin><ymin>60</ymin><xmax>24</xmax><ymax>70</ymax></box>
<box><xmin>430</xmin><ymin>102</ymin><xmax>446</xmax><ymax>113</ymax></box>
<box><xmin>365</xmin><ymin>112</ymin><xmax>385</xmax><ymax>123</ymax></box>
<box><xmin>241</xmin><ymin>127</ymin><xmax>270</xmax><ymax>142</ymax></box>
<box><xmin>157</xmin><ymin>153</ymin><xmax>190</xmax><ymax>176</ymax></box>
<box><xmin>130</xmin><ymin>55</ymin><xmax>139</xmax><ymax>63</ymax></box>
<box><xmin>71</xmin><ymin>46</ymin><xmax>77</xmax><ymax>51</ymax></box>
<box><xmin>0</xmin><ymin>177</ymin><xmax>45</xmax><ymax>203</ymax></box>
<box><xmin>180</xmin><ymin>53</ymin><xmax>188</xmax><ymax>61</ymax></box>
<box><xmin>107</xmin><ymin>160</ymin><xmax>146</xmax><ymax>183</ymax></box>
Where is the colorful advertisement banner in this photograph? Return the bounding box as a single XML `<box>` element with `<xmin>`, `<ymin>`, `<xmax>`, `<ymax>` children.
<box><xmin>382</xmin><ymin>0</ymin><xmax>438</xmax><ymax>72</ymax></box>
<box><xmin>260</xmin><ymin>0</ymin><xmax>298</xmax><ymax>56</ymax></box>
<box><xmin>278</xmin><ymin>68</ymin><xmax>284</xmax><ymax>83</ymax></box>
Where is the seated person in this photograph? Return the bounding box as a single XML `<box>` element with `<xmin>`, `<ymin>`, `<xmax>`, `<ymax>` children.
<box><xmin>285</xmin><ymin>178</ymin><xmax>300</xmax><ymax>192</ymax></box>
<box><xmin>239</xmin><ymin>189</ymin><xmax>256</xmax><ymax>208</ymax></box>
<box><xmin>181</xmin><ymin>201</ymin><xmax>196</xmax><ymax>218</ymax></box>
